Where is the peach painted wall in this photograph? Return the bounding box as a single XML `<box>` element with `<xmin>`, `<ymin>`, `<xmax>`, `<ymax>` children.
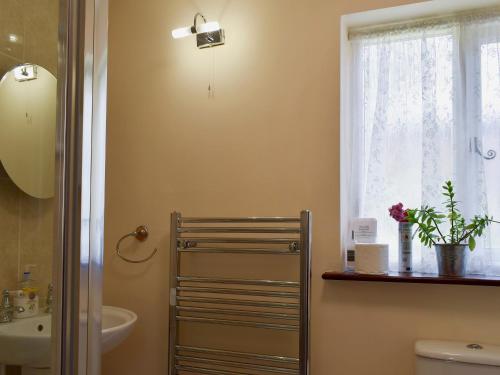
<box><xmin>102</xmin><ymin>1</ymin><xmax>500</xmax><ymax>374</ymax></box>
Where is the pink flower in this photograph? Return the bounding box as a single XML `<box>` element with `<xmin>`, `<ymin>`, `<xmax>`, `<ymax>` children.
<box><xmin>389</xmin><ymin>203</ymin><xmax>408</xmax><ymax>222</ymax></box>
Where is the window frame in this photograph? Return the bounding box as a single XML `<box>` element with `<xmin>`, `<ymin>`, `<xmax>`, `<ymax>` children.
<box><xmin>337</xmin><ymin>0</ymin><xmax>500</xmax><ymax>283</ymax></box>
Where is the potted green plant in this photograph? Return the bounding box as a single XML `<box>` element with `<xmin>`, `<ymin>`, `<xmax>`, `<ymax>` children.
<box><xmin>406</xmin><ymin>180</ymin><xmax>498</xmax><ymax>277</ymax></box>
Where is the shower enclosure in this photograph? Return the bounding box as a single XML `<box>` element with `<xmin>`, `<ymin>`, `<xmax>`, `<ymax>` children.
<box><xmin>0</xmin><ymin>0</ymin><xmax>107</xmax><ymax>374</ymax></box>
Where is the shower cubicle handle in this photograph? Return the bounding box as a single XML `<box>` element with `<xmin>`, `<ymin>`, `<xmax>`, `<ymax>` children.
<box><xmin>115</xmin><ymin>225</ymin><xmax>158</xmax><ymax>263</ymax></box>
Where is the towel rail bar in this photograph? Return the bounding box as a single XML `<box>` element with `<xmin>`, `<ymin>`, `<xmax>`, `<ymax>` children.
<box><xmin>176</xmin><ymin>345</ymin><xmax>299</xmax><ymax>364</ymax></box>
<box><xmin>175</xmin><ymin>355</ymin><xmax>299</xmax><ymax>374</ymax></box>
<box><xmin>176</xmin><ymin>296</ymin><xmax>300</xmax><ymax>309</ymax></box>
<box><xmin>181</xmin><ymin>217</ymin><xmax>301</xmax><ymax>223</ymax></box>
<box><xmin>178</xmin><ymin>227</ymin><xmax>301</xmax><ymax>234</ymax></box>
<box><xmin>178</xmin><ymin>248</ymin><xmax>299</xmax><ymax>255</ymax></box>
<box><xmin>176</xmin><ymin>306</ymin><xmax>300</xmax><ymax>320</ymax></box>
<box><xmin>175</xmin><ymin>365</ymin><xmax>251</xmax><ymax>375</ymax></box>
<box><xmin>178</xmin><ymin>237</ymin><xmax>299</xmax><ymax>245</ymax></box>
<box><xmin>176</xmin><ymin>316</ymin><xmax>299</xmax><ymax>331</ymax></box>
<box><xmin>177</xmin><ymin>276</ymin><xmax>300</xmax><ymax>287</ymax></box>
<box><xmin>177</xmin><ymin>286</ymin><xmax>300</xmax><ymax>298</ymax></box>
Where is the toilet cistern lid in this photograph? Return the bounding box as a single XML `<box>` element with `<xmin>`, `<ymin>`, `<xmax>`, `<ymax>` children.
<box><xmin>415</xmin><ymin>340</ymin><xmax>500</xmax><ymax>367</ymax></box>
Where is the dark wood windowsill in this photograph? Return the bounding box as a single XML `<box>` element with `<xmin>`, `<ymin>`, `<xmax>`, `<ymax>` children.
<box><xmin>322</xmin><ymin>271</ymin><xmax>500</xmax><ymax>286</ymax></box>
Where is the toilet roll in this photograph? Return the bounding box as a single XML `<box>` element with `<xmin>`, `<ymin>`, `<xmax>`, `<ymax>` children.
<box><xmin>355</xmin><ymin>243</ymin><xmax>389</xmax><ymax>275</ymax></box>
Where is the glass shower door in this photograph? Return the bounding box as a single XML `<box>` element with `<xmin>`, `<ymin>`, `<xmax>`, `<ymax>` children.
<box><xmin>0</xmin><ymin>0</ymin><xmax>108</xmax><ymax>374</ymax></box>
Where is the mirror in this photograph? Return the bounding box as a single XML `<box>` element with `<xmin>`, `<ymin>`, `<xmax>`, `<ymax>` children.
<box><xmin>0</xmin><ymin>64</ymin><xmax>56</xmax><ymax>199</ymax></box>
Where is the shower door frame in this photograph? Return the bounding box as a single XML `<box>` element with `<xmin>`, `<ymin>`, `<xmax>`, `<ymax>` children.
<box><xmin>52</xmin><ymin>0</ymin><xmax>108</xmax><ymax>374</ymax></box>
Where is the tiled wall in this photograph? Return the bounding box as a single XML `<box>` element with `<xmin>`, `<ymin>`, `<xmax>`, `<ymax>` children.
<box><xmin>0</xmin><ymin>0</ymin><xmax>58</xmax><ymax>296</ymax></box>
<box><xmin>0</xmin><ymin>164</ymin><xmax>21</xmax><ymax>290</ymax></box>
<box><xmin>0</xmin><ymin>0</ymin><xmax>58</xmax><ymax>77</ymax></box>
<box><xmin>0</xmin><ymin>164</ymin><xmax>53</xmax><ymax>295</ymax></box>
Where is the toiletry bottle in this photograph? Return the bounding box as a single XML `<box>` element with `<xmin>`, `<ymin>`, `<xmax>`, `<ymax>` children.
<box><xmin>14</xmin><ymin>266</ymin><xmax>39</xmax><ymax>318</ymax></box>
<box><xmin>344</xmin><ymin>248</ymin><xmax>356</xmax><ymax>272</ymax></box>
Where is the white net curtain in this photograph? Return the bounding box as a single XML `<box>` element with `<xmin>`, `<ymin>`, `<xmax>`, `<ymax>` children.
<box><xmin>347</xmin><ymin>10</ymin><xmax>500</xmax><ymax>275</ymax></box>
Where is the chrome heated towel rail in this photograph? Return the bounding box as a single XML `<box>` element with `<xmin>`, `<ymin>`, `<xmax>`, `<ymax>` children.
<box><xmin>168</xmin><ymin>211</ymin><xmax>312</xmax><ymax>375</ymax></box>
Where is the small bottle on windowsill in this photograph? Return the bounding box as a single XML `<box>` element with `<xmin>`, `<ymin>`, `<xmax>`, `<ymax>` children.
<box><xmin>398</xmin><ymin>222</ymin><xmax>413</xmax><ymax>273</ymax></box>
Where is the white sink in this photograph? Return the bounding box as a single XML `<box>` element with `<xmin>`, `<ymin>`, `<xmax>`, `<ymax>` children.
<box><xmin>0</xmin><ymin>305</ymin><xmax>137</xmax><ymax>367</ymax></box>
<box><xmin>101</xmin><ymin>305</ymin><xmax>137</xmax><ymax>354</ymax></box>
<box><xmin>0</xmin><ymin>314</ymin><xmax>51</xmax><ymax>367</ymax></box>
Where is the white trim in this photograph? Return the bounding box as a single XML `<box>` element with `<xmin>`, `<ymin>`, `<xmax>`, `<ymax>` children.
<box><xmin>342</xmin><ymin>0</ymin><xmax>500</xmax><ymax>30</ymax></box>
<box><xmin>339</xmin><ymin>16</ymin><xmax>352</xmax><ymax>268</ymax></box>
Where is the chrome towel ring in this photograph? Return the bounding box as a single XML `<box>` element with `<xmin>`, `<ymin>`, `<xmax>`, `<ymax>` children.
<box><xmin>115</xmin><ymin>225</ymin><xmax>158</xmax><ymax>263</ymax></box>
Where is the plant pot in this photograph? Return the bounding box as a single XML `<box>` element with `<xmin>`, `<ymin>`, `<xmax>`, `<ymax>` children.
<box><xmin>434</xmin><ymin>244</ymin><xmax>468</xmax><ymax>277</ymax></box>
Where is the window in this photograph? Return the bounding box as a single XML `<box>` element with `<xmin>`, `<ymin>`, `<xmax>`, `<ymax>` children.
<box><xmin>345</xmin><ymin>9</ymin><xmax>500</xmax><ymax>275</ymax></box>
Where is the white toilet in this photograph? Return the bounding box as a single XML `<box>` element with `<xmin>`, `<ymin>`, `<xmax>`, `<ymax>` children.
<box><xmin>416</xmin><ymin>340</ymin><xmax>500</xmax><ymax>374</ymax></box>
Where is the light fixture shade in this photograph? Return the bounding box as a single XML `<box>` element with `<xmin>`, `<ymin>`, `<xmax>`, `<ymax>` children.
<box><xmin>171</xmin><ymin>26</ymin><xmax>192</xmax><ymax>39</ymax></box>
<box><xmin>13</xmin><ymin>64</ymin><xmax>37</xmax><ymax>82</ymax></box>
<box><xmin>8</xmin><ymin>34</ymin><xmax>18</xmax><ymax>43</ymax></box>
<box><xmin>197</xmin><ymin>21</ymin><xmax>220</xmax><ymax>33</ymax></box>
